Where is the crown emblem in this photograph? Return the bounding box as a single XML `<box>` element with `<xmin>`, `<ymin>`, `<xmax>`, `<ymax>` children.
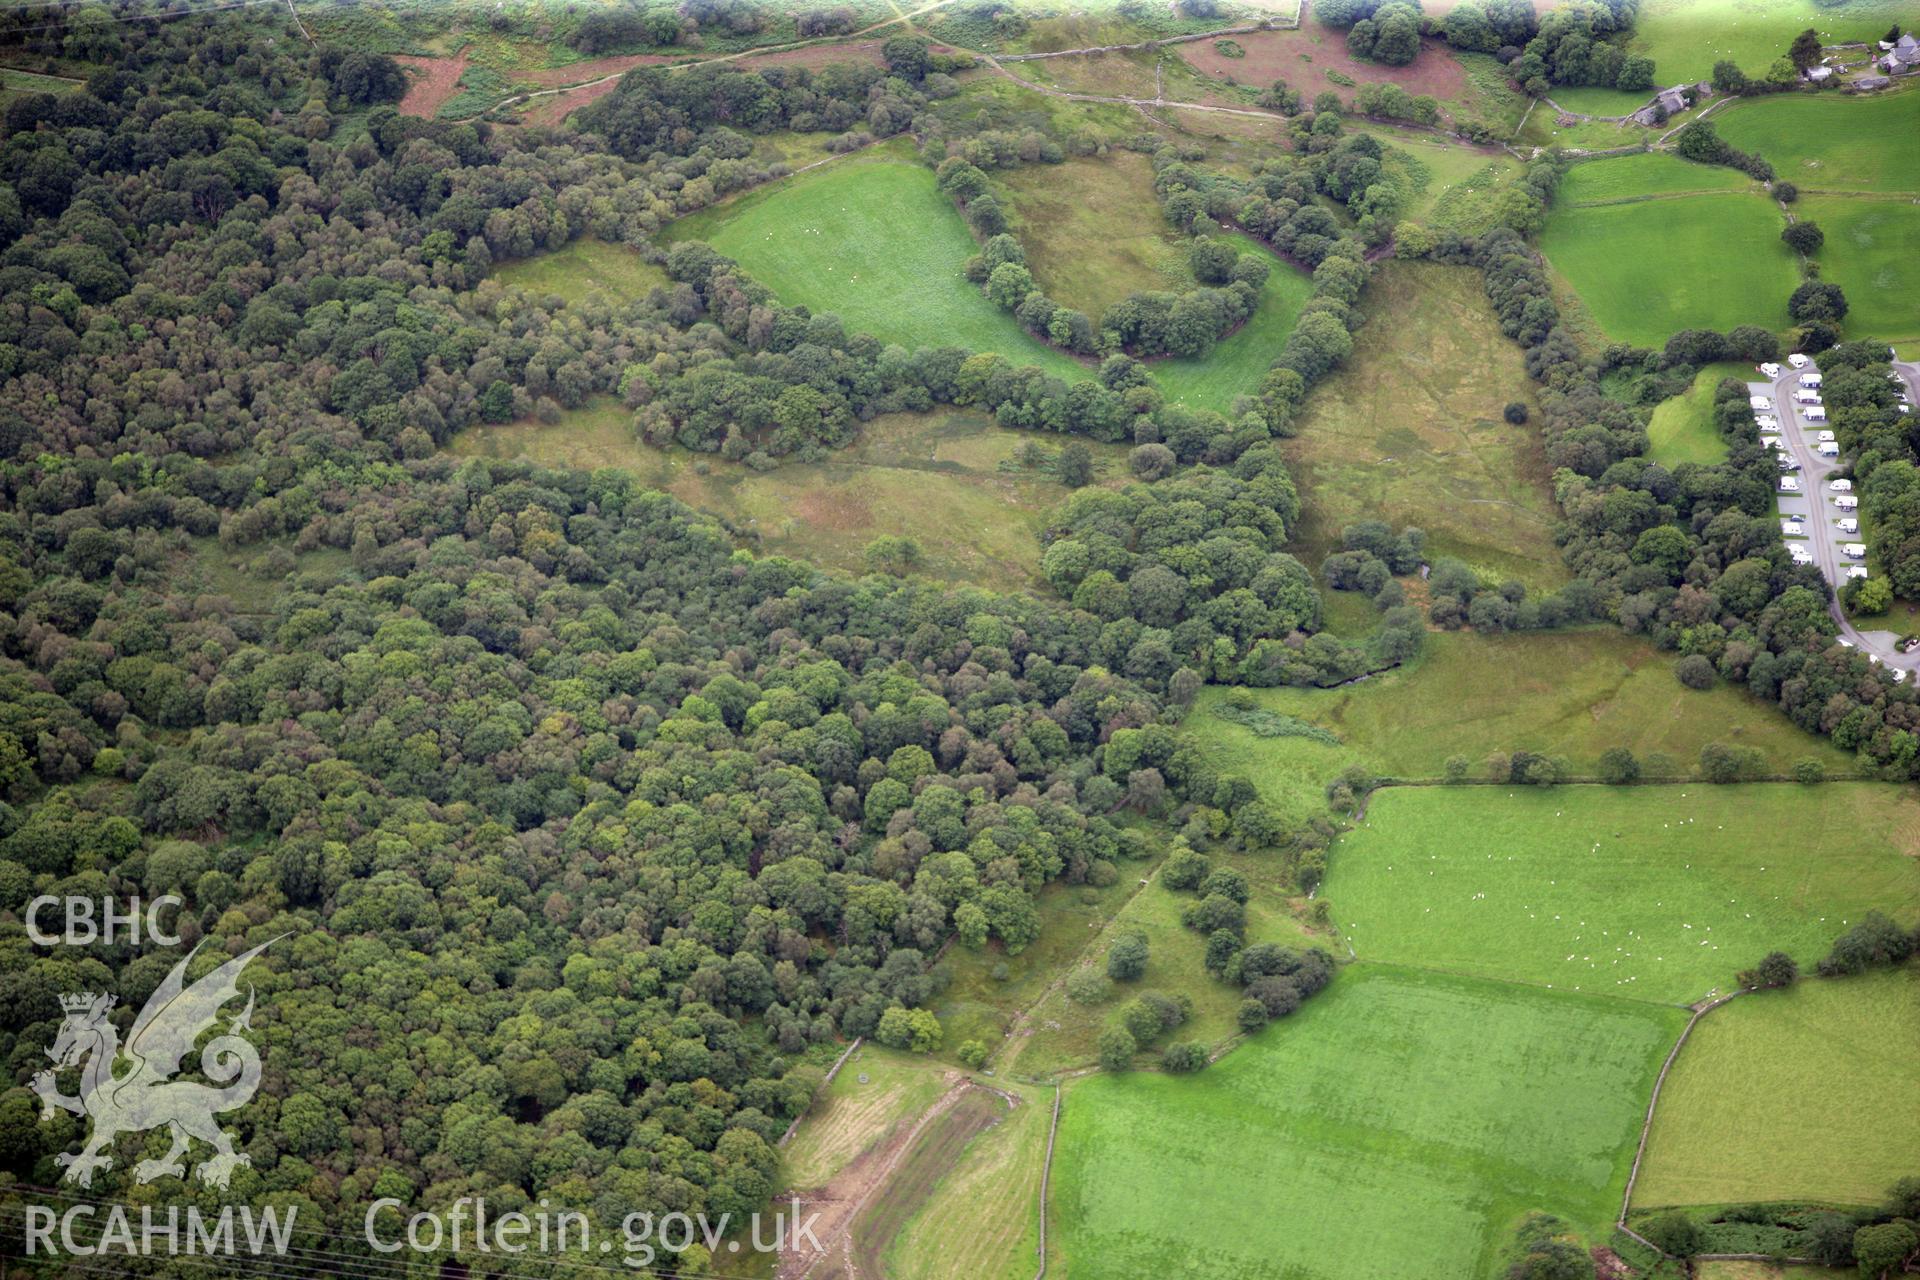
<box><xmin>59</xmin><ymin>993</ymin><xmax>112</xmax><ymax>1015</ymax></box>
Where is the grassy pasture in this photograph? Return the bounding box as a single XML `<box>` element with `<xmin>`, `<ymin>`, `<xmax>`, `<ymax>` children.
<box><xmin>1646</xmin><ymin>362</ymin><xmax>1745</xmax><ymax>467</ymax></box>
<box><xmin>1391</xmin><ymin>139</ymin><xmax>1527</xmax><ymax>234</ymax></box>
<box><xmin>1322</xmin><ymin>785</ymin><xmax>1920</xmax><ymax>1004</ymax></box>
<box><xmin>1635</xmin><ymin>965</ymin><xmax>1920</xmax><ymax>1209</ymax></box>
<box><xmin>1153</xmin><ymin>234</ymin><xmax>1315</xmax><ymax>416</ymax></box>
<box><xmin>1050</xmin><ymin>964</ymin><xmax>1684</xmax><ymax>1279</ymax></box>
<box><xmin>1560</xmin><ymin>152</ymin><xmax>1753</xmax><ymax>205</ymax></box>
<box><xmin>666</xmin><ymin>151</ymin><xmax>1086</xmax><ymax>379</ymax></box>
<box><xmin>1713</xmin><ymin>91</ymin><xmax>1920</xmax><ymax>196</ymax></box>
<box><xmin>1799</xmin><ymin>196</ymin><xmax>1920</xmax><ymax>346</ymax></box>
<box><xmin>449</xmin><ymin>403</ymin><xmax>1128</xmax><ymax>593</ymax></box>
<box><xmin>1541</xmin><ymin>193</ymin><xmax>1795</xmax><ymax>347</ymax></box>
<box><xmin>1188</xmin><ymin>628</ymin><xmax>1857</xmax><ymax>826</ymax></box>
<box><xmin>1283</xmin><ymin>261</ymin><xmax>1566</xmax><ymax>588</ymax></box>
<box><xmin>492</xmin><ymin>237</ymin><xmax>668</xmax><ymax>303</ymax></box>
<box><xmin>1621</xmin><ymin>0</ymin><xmax>1913</xmax><ymax>90</ymax></box>
<box><xmin>0</xmin><ymin>67</ymin><xmax>82</xmax><ymax>104</ymax></box>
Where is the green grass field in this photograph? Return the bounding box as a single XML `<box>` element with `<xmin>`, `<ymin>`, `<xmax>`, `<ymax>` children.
<box><xmin>1799</xmin><ymin>196</ymin><xmax>1920</xmax><ymax>345</ymax></box>
<box><xmin>449</xmin><ymin>403</ymin><xmax>1128</xmax><ymax>592</ymax></box>
<box><xmin>492</xmin><ymin>236</ymin><xmax>668</xmax><ymax>303</ymax></box>
<box><xmin>1635</xmin><ymin>965</ymin><xmax>1920</xmax><ymax>1209</ymax></box>
<box><xmin>1713</xmin><ymin>91</ymin><xmax>1920</xmax><ymax>196</ymax></box>
<box><xmin>1284</xmin><ymin>260</ymin><xmax>1566</xmax><ymax>587</ymax></box>
<box><xmin>1050</xmin><ymin>964</ymin><xmax>1685</xmax><ymax>1279</ymax></box>
<box><xmin>1646</xmin><ymin>362</ymin><xmax>1746</xmax><ymax>467</ymax></box>
<box><xmin>0</xmin><ymin>67</ymin><xmax>82</xmax><ymax>103</ymax></box>
<box><xmin>1541</xmin><ymin>194</ymin><xmax>1796</xmax><ymax>347</ymax></box>
<box><xmin>1622</xmin><ymin>0</ymin><xmax>1912</xmax><ymax>87</ymax></box>
<box><xmin>1153</xmin><ymin>234</ymin><xmax>1315</xmax><ymax>416</ymax></box>
<box><xmin>1189</xmin><ymin>629</ymin><xmax>1858</xmax><ymax>820</ymax></box>
<box><xmin>666</xmin><ymin>150</ymin><xmax>1086</xmax><ymax>380</ymax></box>
<box><xmin>1560</xmin><ymin>152</ymin><xmax>1753</xmax><ymax>205</ymax></box>
<box><xmin>1322</xmin><ymin>785</ymin><xmax>1920</xmax><ymax>1004</ymax></box>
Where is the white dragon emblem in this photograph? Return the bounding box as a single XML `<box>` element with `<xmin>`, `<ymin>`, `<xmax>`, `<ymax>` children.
<box><xmin>33</xmin><ymin>938</ymin><xmax>277</xmax><ymax>1190</ymax></box>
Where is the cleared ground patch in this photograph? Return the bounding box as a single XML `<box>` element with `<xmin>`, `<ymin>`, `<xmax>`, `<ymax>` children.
<box><xmin>1189</xmin><ymin>628</ymin><xmax>1858</xmax><ymax>821</ymax></box>
<box><xmin>1646</xmin><ymin>362</ymin><xmax>1745</xmax><ymax>468</ymax></box>
<box><xmin>1283</xmin><ymin>260</ymin><xmax>1565</xmax><ymax>588</ymax></box>
<box><xmin>1322</xmin><ymin>785</ymin><xmax>1920</xmax><ymax>1004</ymax></box>
<box><xmin>492</xmin><ymin>237</ymin><xmax>668</xmax><ymax>302</ymax></box>
<box><xmin>780</xmin><ymin>1048</ymin><xmax>953</xmax><ymax>1192</ymax></box>
<box><xmin>1177</xmin><ymin>25</ymin><xmax>1469</xmax><ymax>109</ymax></box>
<box><xmin>395</xmin><ymin>51</ymin><xmax>468</xmax><ymax>118</ymax></box>
<box><xmin>1713</xmin><ymin>91</ymin><xmax>1920</xmax><ymax>196</ymax></box>
<box><xmin>1799</xmin><ymin>196</ymin><xmax>1920</xmax><ymax>346</ymax></box>
<box><xmin>1050</xmin><ymin>964</ymin><xmax>1684</xmax><ymax>1280</ymax></box>
<box><xmin>1002</xmin><ymin>854</ymin><xmax>1323</xmax><ymax>1078</ymax></box>
<box><xmin>666</xmin><ymin>149</ymin><xmax>1085</xmax><ymax>379</ymax></box>
<box><xmin>882</xmin><ymin>1080</ymin><xmax>1050</xmax><ymax>1280</ymax></box>
<box><xmin>931</xmin><ymin>859</ymin><xmax>1149</xmax><ymax>1065</ymax></box>
<box><xmin>1698</xmin><ymin>1264</ymin><xmax>1852</xmax><ymax>1280</ymax></box>
<box><xmin>449</xmin><ymin>403</ymin><xmax>1127</xmax><ymax>593</ymax></box>
<box><xmin>1635</xmin><ymin>965</ymin><xmax>1920</xmax><ymax>1210</ymax></box>
<box><xmin>804</xmin><ymin>1085</ymin><xmax>1012</xmax><ymax>1280</ymax></box>
<box><xmin>1540</xmin><ymin>192</ymin><xmax>1795</xmax><ymax>347</ymax></box>
<box><xmin>997</xmin><ymin>151</ymin><xmax>1184</xmax><ymax>319</ymax></box>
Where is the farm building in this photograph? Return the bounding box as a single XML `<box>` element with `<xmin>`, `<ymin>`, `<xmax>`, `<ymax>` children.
<box><xmin>1880</xmin><ymin>33</ymin><xmax>1920</xmax><ymax>73</ymax></box>
<box><xmin>1631</xmin><ymin>83</ymin><xmax>1709</xmax><ymax>124</ymax></box>
<box><xmin>1852</xmin><ymin>74</ymin><xmax>1893</xmax><ymax>92</ymax></box>
<box><xmin>1805</xmin><ymin>65</ymin><xmax>1834</xmax><ymax>83</ymax></box>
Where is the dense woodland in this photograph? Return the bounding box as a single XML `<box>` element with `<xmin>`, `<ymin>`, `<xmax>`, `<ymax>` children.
<box><xmin>0</xmin><ymin>6</ymin><xmax>1352</xmax><ymax>1253</ymax></box>
<box><xmin>0</xmin><ymin>0</ymin><xmax>1914</xmax><ymax>1267</ymax></box>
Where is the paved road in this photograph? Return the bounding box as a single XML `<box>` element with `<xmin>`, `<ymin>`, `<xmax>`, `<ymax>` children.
<box><xmin>1763</xmin><ymin>361</ymin><xmax>1918</xmax><ymax>677</ymax></box>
